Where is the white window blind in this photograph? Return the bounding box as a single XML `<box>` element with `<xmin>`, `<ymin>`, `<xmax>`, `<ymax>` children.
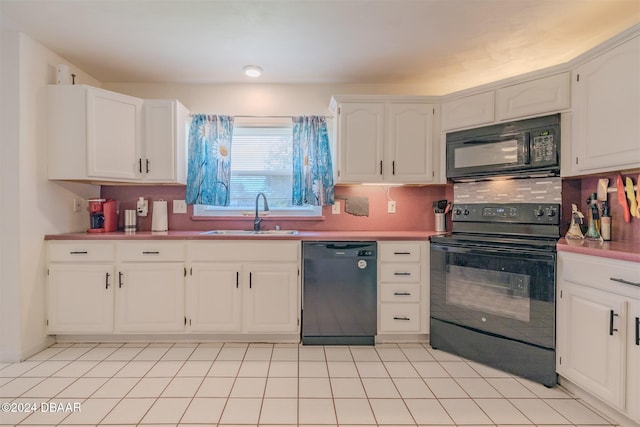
<box><xmin>228</xmin><ymin>125</ymin><xmax>293</xmax><ymax>208</ymax></box>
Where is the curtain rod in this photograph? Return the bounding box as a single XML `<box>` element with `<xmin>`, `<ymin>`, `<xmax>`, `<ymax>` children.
<box><xmin>190</xmin><ymin>114</ymin><xmax>333</xmax><ymax>119</ymax></box>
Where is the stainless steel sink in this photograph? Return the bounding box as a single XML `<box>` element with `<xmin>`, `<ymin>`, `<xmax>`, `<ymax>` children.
<box><xmin>200</xmin><ymin>229</ymin><xmax>298</xmax><ymax>235</ymax></box>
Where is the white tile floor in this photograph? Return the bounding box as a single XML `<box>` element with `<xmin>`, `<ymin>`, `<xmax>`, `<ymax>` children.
<box><xmin>0</xmin><ymin>342</ymin><xmax>616</xmax><ymax>426</ymax></box>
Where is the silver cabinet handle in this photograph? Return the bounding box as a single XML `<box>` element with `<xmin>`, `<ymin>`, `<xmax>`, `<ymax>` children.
<box><xmin>69</xmin><ymin>251</ymin><xmax>88</xmax><ymax>255</ymax></box>
<box><xmin>142</xmin><ymin>251</ymin><xmax>160</xmax><ymax>255</ymax></box>
<box><xmin>393</xmin><ymin>251</ymin><xmax>411</xmax><ymax>255</ymax></box>
<box><xmin>105</xmin><ymin>272</ymin><xmax>110</xmax><ymax>289</ymax></box>
<box><xmin>610</xmin><ymin>277</ymin><xmax>640</xmax><ymax>287</ymax></box>
<box><xmin>393</xmin><ymin>316</ymin><xmax>411</xmax><ymax>321</ymax></box>
<box><xmin>394</xmin><ymin>272</ymin><xmax>411</xmax><ymax>276</ymax></box>
<box><xmin>393</xmin><ymin>292</ymin><xmax>411</xmax><ymax>296</ymax></box>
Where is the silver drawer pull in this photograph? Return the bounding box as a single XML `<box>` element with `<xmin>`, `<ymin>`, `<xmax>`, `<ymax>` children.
<box><xmin>394</xmin><ymin>272</ymin><xmax>411</xmax><ymax>276</ymax></box>
<box><xmin>142</xmin><ymin>251</ymin><xmax>160</xmax><ymax>255</ymax></box>
<box><xmin>393</xmin><ymin>316</ymin><xmax>411</xmax><ymax>321</ymax></box>
<box><xmin>393</xmin><ymin>292</ymin><xmax>411</xmax><ymax>296</ymax></box>
<box><xmin>393</xmin><ymin>251</ymin><xmax>412</xmax><ymax>255</ymax></box>
<box><xmin>610</xmin><ymin>277</ymin><xmax>640</xmax><ymax>287</ymax></box>
<box><xmin>69</xmin><ymin>251</ymin><xmax>88</xmax><ymax>255</ymax></box>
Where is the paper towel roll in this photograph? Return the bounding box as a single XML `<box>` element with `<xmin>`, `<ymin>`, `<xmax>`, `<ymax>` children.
<box><xmin>151</xmin><ymin>200</ymin><xmax>168</xmax><ymax>232</ymax></box>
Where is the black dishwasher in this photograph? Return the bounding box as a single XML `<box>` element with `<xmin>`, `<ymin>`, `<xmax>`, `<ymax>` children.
<box><xmin>302</xmin><ymin>241</ymin><xmax>377</xmax><ymax>345</ymax></box>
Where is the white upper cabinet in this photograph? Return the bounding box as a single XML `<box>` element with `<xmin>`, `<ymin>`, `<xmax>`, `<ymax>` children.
<box><xmin>441</xmin><ymin>91</ymin><xmax>495</xmax><ymax>131</ymax></box>
<box><xmin>386</xmin><ymin>103</ymin><xmax>434</xmax><ymax>183</ymax></box>
<box><xmin>331</xmin><ymin>97</ymin><xmax>437</xmax><ymax>184</ymax></box>
<box><xmin>48</xmin><ymin>85</ymin><xmax>189</xmax><ymax>184</ymax></box>
<box><xmin>142</xmin><ymin>99</ymin><xmax>189</xmax><ymax>183</ymax></box>
<box><xmin>48</xmin><ymin>85</ymin><xmax>143</xmax><ymax>181</ymax></box>
<box><xmin>570</xmin><ymin>34</ymin><xmax>640</xmax><ymax>174</ymax></box>
<box><xmin>496</xmin><ymin>72</ymin><xmax>570</xmax><ymax>121</ymax></box>
<box><xmin>335</xmin><ymin>102</ymin><xmax>385</xmax><ymax>183</ymax></box>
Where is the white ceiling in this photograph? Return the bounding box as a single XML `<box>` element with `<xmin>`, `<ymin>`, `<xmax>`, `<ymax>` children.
<box><xmin>2</xmin><ymin>0</ymin><xmax>639</xmax><ymax>93</ymax></box>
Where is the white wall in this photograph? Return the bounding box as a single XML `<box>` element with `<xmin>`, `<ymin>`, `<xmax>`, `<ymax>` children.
<box><xmin>0</xmin><ymin>28</ymin><xmax>101</xmax><ymax>362</ymax></box>
<box><xmin>102</xmin><ymin>82</ymin><xmax>428</xmax><ymax>116</ymax></box>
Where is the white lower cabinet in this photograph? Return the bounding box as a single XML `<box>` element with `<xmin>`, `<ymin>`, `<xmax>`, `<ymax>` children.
<box><xmin>47</xmin><ymin>242</ymin><xmax>116</xmax><ymax>334</ymax></box>
<box><xmin>557</xmin><ymin>251</ymin><xmax>640</xmax><ymax>425</ymax></box>
<box><xmin>115</xmin><ymin>242</ymin><xmax>186</xmax><ymax>333</ymax></box>
<box><xmin>243</xmin><ymin>263</ymin><xmax>299</xmax><ymax>333</ymax></box>
<box><xmin>377</xmin><ymin>241</ymin><xmax>429</xmax><ymax>337</ymax></box>
<box><xmin>188</xmin><ymin>263</ymin><xmax>243</xmax><ymax>332</ymax></box>
<box><xmin>116</xmin><ymin>262</ymin><xmax>185</xmax><ymax>333</ymax></box>
<box><xmin>186</xmin><ymin>241</ymin><xmax>300</xmax><ymax>335</ymax></box>
<box><xmin>47</xmin><ymin>264</ymin><xmax>115</xmax><ymax>333</ymax></box>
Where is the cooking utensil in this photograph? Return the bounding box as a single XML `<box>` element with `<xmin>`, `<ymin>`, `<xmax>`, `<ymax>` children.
<box><xmin>636</xmin><ymin>174</ymin><xmax>640</xmax><ymax>218</ymax></box>
<box><xmin>625</xmin><ymin>177</ymin><xmax>638</xmax><ymax>218</ymax></box>
<box><xmin>597</xmin><ymin>178</ymin><xmax>609</xmax><ymax>201</ymax></box>
<box><xmin>616</xmin><ymin>174</ymin><xmax>631</xmax><ymax>223</ymax></box>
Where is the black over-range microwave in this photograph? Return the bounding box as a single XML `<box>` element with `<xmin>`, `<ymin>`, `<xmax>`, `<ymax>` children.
<box><xmin>446</xmin><ymin>114</ymin><xmax>560</xmax><ymax>181</ymax></box>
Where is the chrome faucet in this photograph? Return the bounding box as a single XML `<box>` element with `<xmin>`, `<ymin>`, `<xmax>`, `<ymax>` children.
<box><xmin>254</xmin><ymin>192</ymin><xmax>270</xmax><ymax>231</ymax></box>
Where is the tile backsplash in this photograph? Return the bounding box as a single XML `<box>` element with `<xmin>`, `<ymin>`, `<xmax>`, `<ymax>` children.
<box><xmin>454</xmin><ymin>177</ymin><xmax>562</xmax><ymax>204</ymax></box>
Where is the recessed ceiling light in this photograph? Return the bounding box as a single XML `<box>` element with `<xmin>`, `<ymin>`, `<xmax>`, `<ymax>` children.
<box><xmin>243</xmin><ymin>65</ymin><xmax>263</xmax><ymax>78</ymax></box>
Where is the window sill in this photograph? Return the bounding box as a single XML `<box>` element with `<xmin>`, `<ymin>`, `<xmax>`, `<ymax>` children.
<box><xmin>190</xmin><ymin>215</ymin><xmax>326</xmax><ymax>221</ymax></box>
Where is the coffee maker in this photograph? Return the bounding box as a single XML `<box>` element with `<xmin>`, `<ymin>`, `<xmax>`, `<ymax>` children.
<box><xmin>87</xmin><ymin>198</ymin><xmax>118</xmax><ymax>233</ymax></box>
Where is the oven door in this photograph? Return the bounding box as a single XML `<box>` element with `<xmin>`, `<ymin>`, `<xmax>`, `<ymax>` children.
<box><xmin>430</xmin><ymin>240</ymin><xmax>556</xmax><ymax>350</ymax></box>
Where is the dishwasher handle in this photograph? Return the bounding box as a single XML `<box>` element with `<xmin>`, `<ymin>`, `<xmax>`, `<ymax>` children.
<box><xmin>324</xmin><ymin>243</ymin><xmax>374</xmax><ymax>250</ymax></box>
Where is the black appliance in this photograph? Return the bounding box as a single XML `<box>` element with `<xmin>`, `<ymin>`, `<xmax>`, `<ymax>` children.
<box><xmin>446</xmin><ymin>114</ymin><xmax>560</xmax><ymax>181</ymax></box>
<box><xmin>302</xmin><ymin>241</ymin><xmax>377</xmax><ymax>345</ymax></box>
<box><xmin>430</xmin><ymin>203</ymin><xmax>560</xmax><ymax>387</ymax></box>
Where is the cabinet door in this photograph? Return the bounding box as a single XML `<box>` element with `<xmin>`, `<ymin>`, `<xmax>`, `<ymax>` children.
<box><xmin>336</xmin><ymin>102</ymin><xmax>385</xmax><ymax>183</ymax></box>
<box><xmin>86</xmin><ymin>87</ymin><xmax>143</xmax><ymax>180</ymax></box>
<box><xmin>441</xmin><ymin>91</ymin><xmax>495</xmax><ymax>131</ymax></box>
<box><xmin>627</xmin><ymin>298</ymin><xmax>640</xmax><ymax>423</ymax></box>
<box><xmin>116</xmin><ymin>263</ymin><xmax>185</xmax><ymax>332</ymax></box>
<box><xmin>386</xmin><ymin>103</ymin><xmax>434</xmax><ymax>183</ymax></box>
<box><xmin>47</xmin><ymin>264</ymin><xmax>114</xmax><ymax>333</ymax></box>
<box><xmin>557</xmin><ymin>281</ymin><xmax>626</xmax><ymax>409</ymax></box>
<box><xmin>187</xmin><ymin>263</ymin><xmax>242</xmax><ymax>332</ymax></box>
<box><xmin>244</xmin><ymin>263</ymin><xmax>299</xmax><ymax>333</ymax></box>
<box><xmin>496</xmin><ymin>73</ymin><xmax>570</xmax><ymax>121</ymax></box>
<box><xmin>572</xmin><ymin>35</ymin><xmax>640</xmax><ymax>173</ymax></box>
<box><xmin>142</xmin><ymin>100</ymin><xmax>188</xmax><ymax>183</ymax></box>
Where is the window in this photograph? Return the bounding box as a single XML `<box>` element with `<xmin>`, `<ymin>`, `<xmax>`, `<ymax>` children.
<box><xmin>193</xmin><ymin>123</ymin><xmax>322</xmax><ymax>217</ymax></box>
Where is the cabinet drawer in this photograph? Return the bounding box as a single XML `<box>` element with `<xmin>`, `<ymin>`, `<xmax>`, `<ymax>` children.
<box><xmin>379</xmin><ymin>242</ymin><xmax>421</xmax><ymax>262</ymax></box>
<box><xmin>379</xmin><ymin>303</ymin><xmax>421</xmax><ymax>332</ymax></box>
<box><xmin>560</xmin><ymin>252</ymin><xmax>640</xmax><ymax>292</ymax></box>
<box><xmin>48</xmin><ymin>241</ymin><xmax>115</xmax><ymax>262</ymax></box>
<box><xmin>380</xmin><ymin>263</ymin><xmax>420</xmax><ymax>283</ymax></box>
<box><xmin>380</xmin><ymin>283</ymin><xmax>420</xmax><ymax>303</ymax></box>
<box><xmin>187</xmin><ymin>241</ymin><xmax>299</xmax><ymax>262</ymax></box>
<box><xmin>117</xmin><ymin>241</ymin><xmax>185</xmax><ymax>262</ymax></box>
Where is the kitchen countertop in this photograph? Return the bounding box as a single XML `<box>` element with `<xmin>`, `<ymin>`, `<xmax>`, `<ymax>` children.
<box><xmin>45</xmin><ymin>230</ymin><xmax>443</xmax><ymax>241</ymax></box>
<box><xmin>557</xmin><ymin>238</ymin><xmax>640</xmax><ymax>263</ymax></box>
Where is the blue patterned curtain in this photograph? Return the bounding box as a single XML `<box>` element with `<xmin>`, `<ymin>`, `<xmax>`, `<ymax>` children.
<box><xmin>292</xmin><ymin>116</ymin><xmax>334</xmax><ymax>206</ymax></box>
<box><xmin>186</xmin><ymin>115</ymin><xmax>234</xmax><ymax>206</ymax></box>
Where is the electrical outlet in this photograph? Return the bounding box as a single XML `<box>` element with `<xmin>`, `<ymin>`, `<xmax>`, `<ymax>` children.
<box><xmin>173</xmin><ymin>199</ymin><xmax>187</xmax><ymax>214</ymax></box>
<box><xmin>388</xmin><ymin>200</ymin><xmax>397</xmax><ymax>213</ymax></box>
<box><xmin>73</xmin><ymin>198</ymin><xmax>82</xmax><ymax>213</ymax></box>
<box><xmin>332</xmin><ymin>201</ymin><xmax>341</xmax><ymax>214</ymax></box>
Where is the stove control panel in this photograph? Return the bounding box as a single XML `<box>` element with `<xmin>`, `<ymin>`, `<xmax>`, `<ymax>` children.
<box><xmin>452</xmin><ymin>203</ymin><xmax>560</xmax><ymax>224</ymax></box>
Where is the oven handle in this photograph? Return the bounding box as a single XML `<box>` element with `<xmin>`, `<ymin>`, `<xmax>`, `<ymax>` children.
<box><xmin>431</xmin><ymin>243</ymin><xmax>555</xmax><ymax>261</ymax></box>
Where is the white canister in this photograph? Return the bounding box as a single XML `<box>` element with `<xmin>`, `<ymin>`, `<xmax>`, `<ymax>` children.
<box><xmin>151</xmin><ymin>200</ymin><xmax>168</xmax><ymax>232</ymax></box>
<box><xmin>124</xmin><ymin>209</ymin><xmax>137</xmax><ymax>233</ymax></box>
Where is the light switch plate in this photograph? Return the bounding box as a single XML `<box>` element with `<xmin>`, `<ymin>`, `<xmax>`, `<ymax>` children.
<box><xmin>388</xmin><ymin>200</ymin><xmax>397</xmax><ymax>213</ymax></box>
<box><xmin>173</xmin><ymin>199</ymin><xmax>187</xmax><ymax>214</ymax></box>
<box><xmin>332</xmin><ymin>201</ymin><xmax>341</xmax><ymax>214</ymax></box>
